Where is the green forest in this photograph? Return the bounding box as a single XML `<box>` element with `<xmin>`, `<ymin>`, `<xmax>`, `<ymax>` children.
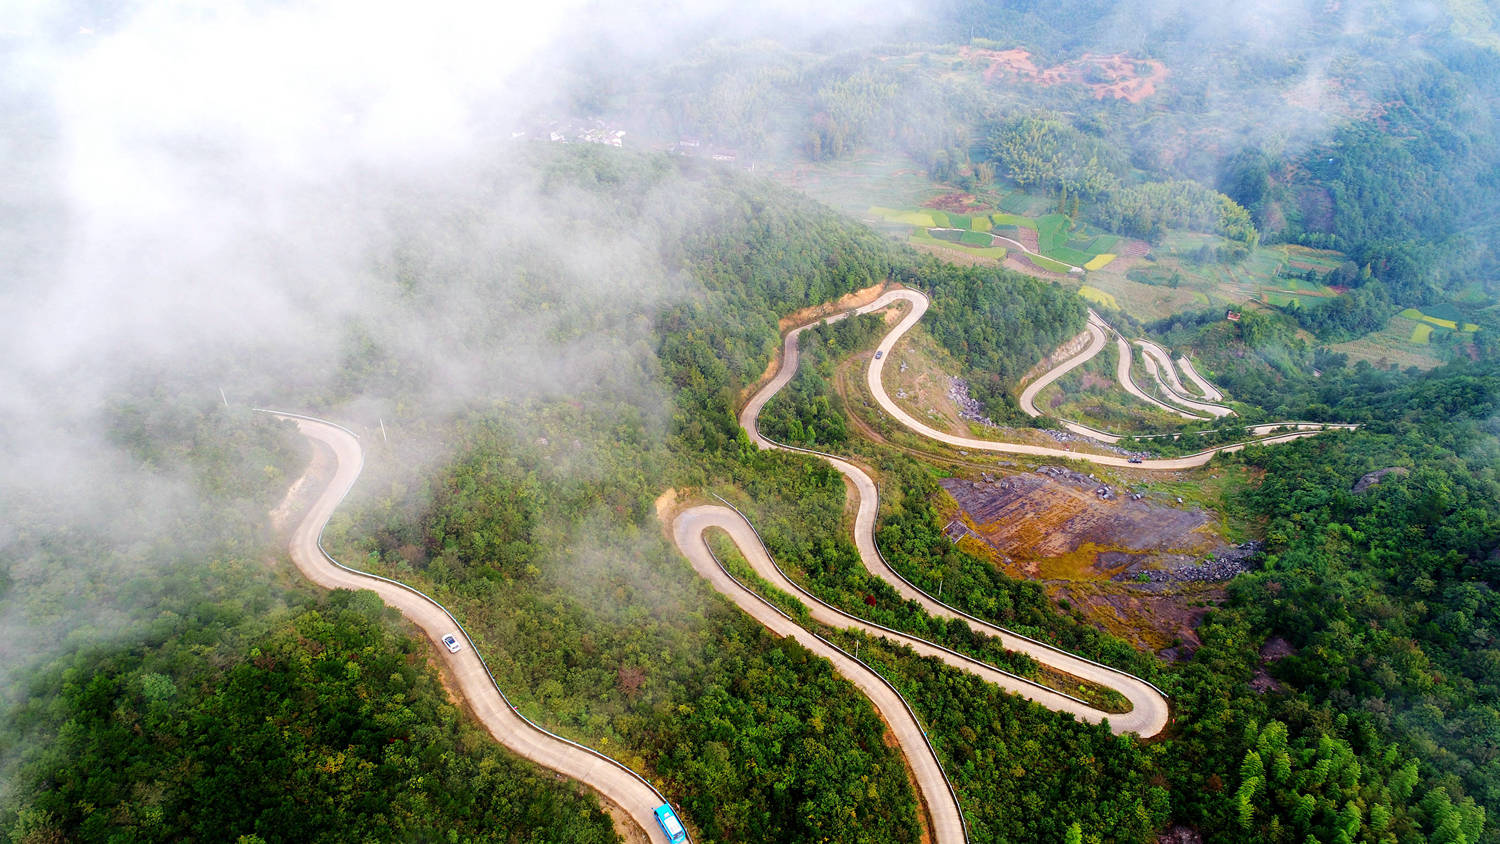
<box><xmin>8</xmin><ymin>0</ymin><xmax>1500</xmax><ymax>841</ymax></box>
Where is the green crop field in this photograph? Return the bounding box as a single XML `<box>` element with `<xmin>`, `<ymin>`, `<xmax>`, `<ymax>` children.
<box><xmin>868</xmin><ymin>206</ymin><xmax>938</xmax><ymax>227</ymax></box>
<box><xmin>1090</xmin><ymin>234</ymin><xmax>1122</xmax><ymax>252</ymax></box>
<box><xmin>1036</xmin><ymin>214</ymin><xmax>1071</xmax><ymax>254</ymax></box>
<box><xmin>960</xmin><ymin>230</ymin><xmax>993</xmax><ymax>246</ymax></box>
<box><xmin>1332</xmin><ymin>315</ymin><xmax>1445</xmax><ymax>370</ymax></box>
<box><xmin>997</xmin><ymin>192</ymin><xmax>1034</xmax><ymax>214</ymax></box>
<box><xmin>1049</xmin><ymin>246</ymin><xmax>1093</xmax><ymax>267</ymax></box>
<box><xmin>1277</xmin><ymin>277</ymin><xmax>1336</xmax><ymax>294</ymax></box>
<box><xmin>989</xmin><ymin>213</ymin><xmax>1037</xmax><ymax>229</ymax></box>
<box><xmin>1399</xmin><ymin>306</ymin><xmax>1478</xmax><ymax>333</ymax></box>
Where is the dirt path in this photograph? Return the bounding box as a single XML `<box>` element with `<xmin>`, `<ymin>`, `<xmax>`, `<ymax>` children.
<box><xmin>266</xmin><ymin>412</ymin><xmax>677</xmax><ymax>844</ymax></box>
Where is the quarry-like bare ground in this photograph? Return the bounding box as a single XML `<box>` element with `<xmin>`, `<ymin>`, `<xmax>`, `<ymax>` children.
<box><xmin>939</xmin><ymin>470</ymin><xmax>1230</xmax><ymax>656</ymax></box>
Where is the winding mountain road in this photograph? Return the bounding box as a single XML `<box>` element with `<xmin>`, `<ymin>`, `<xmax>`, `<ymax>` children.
<box><xmin>673</xmin><ymin>507</ymin><xmax>968</xmax><ymax>844</ymax></box>
<box><xmin>718</xmin><ymin>292</ymin><xmax>1169</xmax><ymax>732</ymax></box>
<box><xmin>270</xmin><ymin>412</ymin><xmax>678</xmax><ymax>844</ymax></box>
<box><xmin>1177</xmin><ymin>355</ymin><xmax>1224</xmax><ymax>401</ymax></box>
<box><xmin>864</xmin><ymin>289</ymin><xmax>1341</xmax><ymax>468</ymax></box>
<box><xmin>1136</xmin><ymin>339</ymin><xmax>1233</xmax><ymax>417</ymax></box>
<box><xmin>1015</xmin><ymin>318</ymin><xmax>1122</xmax><ymax>441</ymax></box>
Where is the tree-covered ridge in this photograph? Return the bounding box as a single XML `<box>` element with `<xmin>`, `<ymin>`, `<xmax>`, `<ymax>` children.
<box><xmin>895</xmin><ymin>259</ymin><xmax>1086</xmax><ymax>422</ymax></box>
<box><xmin>7</xmin><ymin>591</ymin><xmax>620</xmax><ymax>844</ymax></box>
<box><xmin>333</xmin><ymin>408</ymin><xmax>923</xmax><ymax>844</ymax></box>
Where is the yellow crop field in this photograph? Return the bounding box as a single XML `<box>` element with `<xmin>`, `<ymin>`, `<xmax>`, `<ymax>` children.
<box><xmin>1079</xmin><ymin>285</ymin><xmax>1118</xmax><ymax>309</ymax></box>
<box><xmin>1084</xmin><ymin>253</ymin><xmax>1116</xmax><ymax>270</ymax></box>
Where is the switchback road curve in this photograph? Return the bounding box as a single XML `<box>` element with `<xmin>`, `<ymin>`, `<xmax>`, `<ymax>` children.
<box><xmin>724</xmin><ymin>296</ymin><xmax>1169</xmax><ymax>736</ymax></box>
<box><xmin>268</xmin><ymin>411</ymin><xmax>679</xmax><ymax>844</ymax></box>
<box><xmin>864</xmin><ymin>288</ymin><xmax>1348</xmax><ymax>469</ymax></box>
<box><xmin>673</xmin><ymin>506</ymin><xmax>968</xmax><ymax>844</ymax></box>
<box><xmin>1015</xmin><ymin>305</ymin><xmax>1354</xmax><ymax>446</ymax></box>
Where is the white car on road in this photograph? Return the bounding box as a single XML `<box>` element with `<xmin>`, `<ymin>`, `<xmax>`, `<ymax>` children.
<box><xmin>441</xmin><ymin>633</ymin><xmax>462</xmax><ymax>653</ymax></box>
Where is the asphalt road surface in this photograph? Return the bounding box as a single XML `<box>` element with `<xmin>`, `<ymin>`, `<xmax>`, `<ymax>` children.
<box><xmin>862</xmin><ymin>289</ymin><xmax>1341</xmax><ymax>469</ymax></box>
<box><xmin>674</xmin><ymin>506</ymin><xmax>968</xmax><ymax>844</ymax></box>
<box><xmin>273</xmin><ymin>413</ymin><xmax>674</xmax><ymax>844</ymax></box>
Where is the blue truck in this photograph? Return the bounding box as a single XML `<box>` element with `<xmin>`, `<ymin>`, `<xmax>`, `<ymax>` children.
<box><xmin>653</xmin><ymin>804</ymin><xmax>687</xmax><ymax>843</ymax></box>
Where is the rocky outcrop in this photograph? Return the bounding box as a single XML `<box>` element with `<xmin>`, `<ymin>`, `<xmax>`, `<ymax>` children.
<box><xmin>1353</xmin><ymin>466</ymin><xmax>1408</xmax><ymax>494</ymax></box>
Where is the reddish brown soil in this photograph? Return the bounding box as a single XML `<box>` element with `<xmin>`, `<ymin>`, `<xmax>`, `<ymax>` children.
<box><xmin>922</xmin><ymin>192</ymin><xmax>989</xmax><ymax>213</ymax></box>
<box><xmin>1117</xmin><ymin>239</ymin><xmax>1151</xmax><ymax>258</ymax></box>
<box><xmin>942</xmin><ymin>474</ymin><xmax>1216</xmax><ymax>574</ymax></box>
<box><xmin>940</xmin><ymin>471</ymin><xmax>1228</xmax><ymax>655</ymax></box>
<box><xmin>1001</xmin><ymin>226</ymin><xmax>1041</xmax><ymax>253</ymax></box>
<box><xmin>960</xmin><ymin>47</ymin><xmax>1169</xmax><ymax>103</ymax></box>
<box><xmin>1050</xmin><ymin>581</ymin><xmax>1221</xmax><ymax>657</ymax></box>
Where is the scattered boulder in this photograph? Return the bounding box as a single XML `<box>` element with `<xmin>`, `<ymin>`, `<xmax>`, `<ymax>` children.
<box><xmin>1128</xmin><ymin>541</ymin><xmax>1263</xmax><ymax>583</ymax></box>
<box><xmin>1157</xmin><ymin>825</ymin><xmax>1203</xmax><ymax>844</ymax></box>
<box><xmin>948</xmin><ymin>377</ymin><xmax>997</xmax><ymax>428</ymax></box>
<box><xmin>1353</xmin><ymin>466</ymin><xmax>1408</xmax><ymax>494</ymax></box>
<box><xmin>1260</xmin><ymin>636</ymin><xmax>1295</xmax><ymax>662</ymax></box>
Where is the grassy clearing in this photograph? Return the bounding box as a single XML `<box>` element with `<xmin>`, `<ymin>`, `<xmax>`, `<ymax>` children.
<box><xmin>1078</xmin><ymin>285</ymin><xmax>1118</xmax><ymax>309</ymax></box>
<box><xmin>1089</xmin><ymin>234</ymin><xmax>1122</xmax><ymax>252</ymax></box>
<box><xmin>1036</xmin><ymin>213</ymin><xmax>1071</xmax><ymax>254</ymax></box>
<box><xmin>997</xmin><ymin>192</ymin><xmax>1034</xmax><ymax>214</ymax></box>
<box><xmin>1399</xmin><ymin>306</ymin><xmax>1478</xmax><ymax>333</ymax></box>
<box><xmin>1278</xmin><ymin>277</ymin><xmax>1336</xmax><ymax>294</ymax></box>
<box><xmin>1330</xmin><ymin>315</ymin><xmax>1444</xmax><ymax>370</ymax></box>
<box><xmin>1049</xmin><ymin>245</ymin><xmax>1094</xmax><ymax>266</ymax></box>
<box><xmin>1028</xmin><ymin>253</ymin><xmax>1075</xmax><ymax>273</ymax></box>
<box><xmin>869</xmin><ymin>206</ymin><xmax>938</xmax><ymax>227</ymax></box>
<box><xmin>775</xmin><ymin>152</ymin><xmax>940</xmax><ymax>215</ymax></box>
<box><xmin>910</xmin><ymin>228</ymin><xmax>1007</xmax><ymax>260</ymax></box>
<box><xmin>989</xmin><ymin>212</ymin><xmax>1037</xmax><ymax>229</ymax></box>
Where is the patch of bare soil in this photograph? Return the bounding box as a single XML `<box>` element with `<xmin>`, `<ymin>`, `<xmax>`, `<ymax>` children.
<box><xmin>603</xmin><ymin>802</ymin><xmax>652</xmax><ymax>844</ymax></box>
<box><xmin>922</xmin><ymin>192</ymin><xmax>989</xmax><ymax>214</ymax></box>
<box><xmin>269</xmin><ymin>439</ymin><xmax>327</xmax><ymax>539</ymax></box>
<box><xmin>942</xmin><ymin>473</ymin><xmax>1217</xmax><ymax>577</ymax></box>
<box><xmin>960</xmin><ymin>47</ymin><xmax>1169</xmax><ymax>103</ymax></box>
<box><xmin>939</xmin><ymin>469</ymin><xmax>1235</xmax><ymax>655</ymax></box>
<box><xmin>999</xmin><ymin>226</ymin><xmax>1041</xmax><ymax>253</ymax></box>
<box><xmin>777</xmin><ymin>281</ymin><xmax>890</xmax><ymax>332</ymax></box>
<box><xmin>1050</xmin><ymin>580</ymin><xmax>1223</xmax><ymax>656</ymax></box>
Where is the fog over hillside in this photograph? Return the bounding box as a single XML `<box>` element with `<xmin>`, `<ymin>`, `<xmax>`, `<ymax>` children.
<box><xmin>0</xmin><ymin>0</ymin><xmax>926</xmax><ymax>722</ymax></box>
